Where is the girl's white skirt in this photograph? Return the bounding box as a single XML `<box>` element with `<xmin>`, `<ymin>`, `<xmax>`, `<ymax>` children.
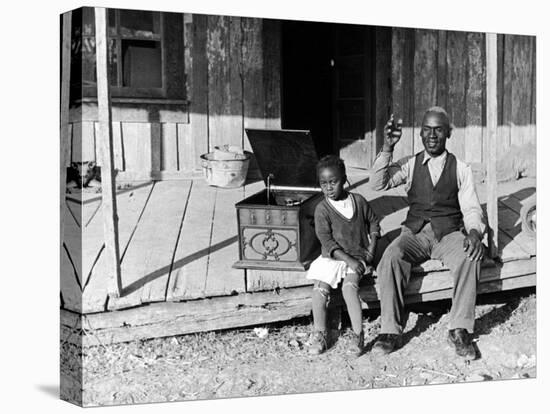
<box><xmin>306</xmin><ymin>255</ymin><xmax>365</xmax><ymax>289</ymax></box>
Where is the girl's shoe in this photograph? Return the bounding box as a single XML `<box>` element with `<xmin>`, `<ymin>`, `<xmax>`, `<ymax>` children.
<box><xmin>309</xmin><ymin>330</ymin><xmax>328</xmax><ymax>355</ymax></box>
<box><xmin>349</xmin><ymin>331</ymin><xmax>364</xmax><ymax>356</ymax></box>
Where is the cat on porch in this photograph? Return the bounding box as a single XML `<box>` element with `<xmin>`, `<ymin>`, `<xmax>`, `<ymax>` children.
<box><xmin>66</xmin><ymin>161</ymin><xmax>102</xmax><ymax>193</ymax></box>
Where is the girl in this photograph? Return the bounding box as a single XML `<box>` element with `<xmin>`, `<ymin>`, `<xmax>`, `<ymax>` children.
<box><xmin>307</xmin><ymin>155</ymin><xmax>380</xmax><ymax>355</ymax></box>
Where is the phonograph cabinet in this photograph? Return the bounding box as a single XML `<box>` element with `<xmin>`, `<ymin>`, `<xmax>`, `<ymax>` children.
<box><xmin>233</xmin><ymin>129</ymin><xmax>323</xmax><ymax>271</ymax></box>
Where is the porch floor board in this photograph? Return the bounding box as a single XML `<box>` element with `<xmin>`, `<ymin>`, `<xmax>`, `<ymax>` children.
<box><xmin>62</xmin><ymin>174</ymin><xmax>536</xmax><ymax>315</ymax></box>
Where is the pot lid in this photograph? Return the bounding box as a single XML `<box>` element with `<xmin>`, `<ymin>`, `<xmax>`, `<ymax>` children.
<box><xmin>245</xmin><ymin>129</ymin><xmax>319</xmax><ymax>188</ymax></box>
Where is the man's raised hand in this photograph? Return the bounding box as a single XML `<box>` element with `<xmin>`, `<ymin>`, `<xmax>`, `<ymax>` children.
<box><xmin>383</xmin><ymin>114</ymin><xmax>403</xmax><ymax>152</ymax></box>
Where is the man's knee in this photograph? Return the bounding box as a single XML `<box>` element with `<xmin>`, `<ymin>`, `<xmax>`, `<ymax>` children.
<box><xmin>378</xmin><ymin>243</ymin><xmax>406</xmax><ymax>269</ymax></box>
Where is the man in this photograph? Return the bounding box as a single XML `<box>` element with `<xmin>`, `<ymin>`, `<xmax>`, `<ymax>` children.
<box><xmin>370</xmin><ymin>107</ymin><xmax>485</xmax><ymax>360</ymax></box>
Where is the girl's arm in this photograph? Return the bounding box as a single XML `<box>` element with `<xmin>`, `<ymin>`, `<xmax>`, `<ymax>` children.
<box><xmin>314</xmin><ymin>206</ymin><xmax>342</xmax><ymax>258</ymax></box>
<box><xmin>366</xmin><ymin>233</ymin><xmax>378</xmax><ymax>264</ymax></box>
<box><xmin>363</xmin><ymin>198</ymin><xmax>381</xmax><ymax>264</ymax></box>
<box><xmin>333</xmin><ymin>249</ymin><xmax>365</xmax><ymax>275</ymax></box>
<box><xmin>315</xmin><ymin>205</ymin><xmax>365</xmax><ymax>274</ymax></box>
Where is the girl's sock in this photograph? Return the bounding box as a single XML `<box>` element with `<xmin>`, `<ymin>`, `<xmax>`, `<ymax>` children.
<box><xmin>312</xmin><ymin>284</ymin><xmax>330</xmax><ymax>331</ymax></box>
<box><xmin>343</xmin><ymin>280</ymin><xmax>363</xmax><ymax>334</ymax></box>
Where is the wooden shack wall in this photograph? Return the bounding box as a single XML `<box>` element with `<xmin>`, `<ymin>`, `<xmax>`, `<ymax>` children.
<box><xmin>390</xmin><ymin>29</ymin><xmax>536</xmax><ymax>164</ymax></box>
<box><xmin>68</xmin><ymin>18</ymin><xmax>534</xmax><ymax>179</ymax></box>
<box><xmin>68</xmin><ymin>14</ymin><xmax>281</xmax><ymax>180</ymax></box>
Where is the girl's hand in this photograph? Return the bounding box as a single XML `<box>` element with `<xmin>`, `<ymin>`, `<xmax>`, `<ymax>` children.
<box><xmin>347</xmin><ymin>258</ymin><xmax>365</xmax><ymax>275</ymax></box>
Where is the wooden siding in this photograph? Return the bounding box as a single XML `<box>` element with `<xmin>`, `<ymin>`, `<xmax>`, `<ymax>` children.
<box><xmin>68</xmin><ymin>14</ymin><xmax>281</xmax><ymax>179</ymax></box>
<box><xmin>390</xmin><ymin>30</ymin><xmax>536</xmax><ymax>164</ymax></box>
<box><xmin>68</xmin><ymin>19</ymin><xmax>534</xmax><ymax>179</ymax></box>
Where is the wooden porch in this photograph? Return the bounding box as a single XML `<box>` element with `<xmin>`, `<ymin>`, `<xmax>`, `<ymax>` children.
<box><xmin>60</xmin><ymin>172</ymin><xmax>536</xmax><ymax>345</ymax></box>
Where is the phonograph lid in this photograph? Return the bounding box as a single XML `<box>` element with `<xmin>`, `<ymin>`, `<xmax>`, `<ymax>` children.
<box><xmin>245</xmin><ymin>129</ymin><xmax>320</xmax><ymax>189</ymax></box>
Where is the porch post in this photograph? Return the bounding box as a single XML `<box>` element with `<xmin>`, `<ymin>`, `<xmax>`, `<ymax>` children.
<box><xmin>486</xmin><ymin>33</ymin><xmax>499</xmax><ymax>258</ymax></box>
<box><xmin>95</xmin><ymin>7</ymin><xmax>122</xmax><ymax>297</ymax></box>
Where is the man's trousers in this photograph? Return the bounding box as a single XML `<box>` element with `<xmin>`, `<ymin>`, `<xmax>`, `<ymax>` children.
<box><xmin>376</xmin><ymin>223</ymin><xmax>480</xmax><ymax>334</ymax></box>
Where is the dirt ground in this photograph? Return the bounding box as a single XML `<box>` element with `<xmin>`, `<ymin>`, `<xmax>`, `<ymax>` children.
<box><xmin>61</xmin><ymin>289</ymin><xmax>536</xmax><ymax>407</ymax></box>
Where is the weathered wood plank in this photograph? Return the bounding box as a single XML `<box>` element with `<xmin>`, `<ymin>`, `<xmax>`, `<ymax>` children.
<box><xmin>120</xmin><ymin>123</ymin><xmax>139</xmax><ymax>174</ymax></box>
<box><xmin>177</xmin><ymin>123</ymin><xmax>195</xmax><ymax>172</ymax></box>
<box><xmin>204</xmin><ymin>187</ymin><xmax>246</xmax><ymax>296</ymax></box>
<box><xmin>61</xmin><ymin>244</ymin><xmax>82</xmax><ymax>314</ymax></box>
<box><xmin>375</xmin><ymin>27</ymin><xmax>392</xmax><ymax>155</ymax></box>
<box><xmin>69</xmin><ymin>257</ymin><xmax>535</xmax><ymax>345</ymax></box>
<box><xmin>94</xmin><ymin>122</ymin><xmax>124</xmax><ymax>169</ymax></box>
<box><xmin>496</xmin><ymin>34</ymin><xmax>507</xmax><ymax>162</ymax></box>
<box><xmin>79</xmin><ymin>198</ymin><xmax>108</xmax><ymax>289</ymax></box>
<box><xmin>161</xmin><ymin>123</ymin><xmax>179</xmax><ymax>171</ymax></box>
<box><xmin>73</xmin><ymin>101</ymin><xmax>189</xmax><ymax>124</ymax></box>
<box><xmin>62</xmin><ymin>175</ymin><xmax>83</xmax><ymax>311</ymax></box>
<box><xmin>241</xmin><ymin>17</ymin><xmax>265</xmax><ymax>134</ymax></box>
<box><xmin>242</xmin><ymin>17</ymin><xmax>265</xmax><ymax>144</ymax></box>
<box><xmin>391</xmin><ymin>28</ymin><xmax>415</xmax><ymax>161</ymax></box>
<box><xmin>436</xmin><ymin>30</ymin><xmax>448</xmax><ymax>109</ymax></box>
<box><xmin>112</xmin><ymin>121</ymin><xmax>124</xmax><ymax>171</ymax></box>
<box><xmin>82</xmin><ymin>184</ymin><xmax>154</xmax><ymax>313</ymax></box>
<box><xmin>500</xmin><ymin>35</ymin><xmax>514</xmax><ymax>155</ymax></box>
<box><xmin>247</xmin><ymin>269</ymin><xmax>312</xmax><ymax>292</ymax></box>
<box><xmin>486</xmin><ymin>33</ymin><xmax>499</xmax><ymax>258</ymax></box>
<box><xmin>530</xmin><ymin>36</ymin><xmax>536</xmax><ymax>126</ymax></box>
<box><xmin>60</xmin><ymin>12</ymin><xmax>72</xmax><ymax>305</ymax></box>
<box><xmin>445</xmin><ymin>30</ymin><xmax>467</xmax><ymax>161</ymax></box>
<box><xmin>82</xmin><ymin>121</ymin><xmax>96</xmax><ymax>162</ymax></box>
<box><xmin>207</xmin><ymin>15</ymin><xmax>243</xmax><ymax>150</ymax></box>
<box><xmin>406</xmin><ymin>273</ymin><xmax>536</xmax><ymax>305</ymax></box>
<box><xmin>108</xmin><ymin>181</ymin><xmax>192</xmax><ymax>310</ymax></box>
<box><xmin>465</xmin><ymin>32</ymin><xmax>484</xmax><ymax>164</ymax></box>
<box><xmin>151</xmin><ymin>123</ymin><xmax>162</xmax><ymax>173</ymax></box>
<box><xmin>184</xmin><ymin>13</ymin><xmax>193</xmax><ymax>100</ymax></box>
<box><xmin>166</xmin><ymin>180</ymin><xmax>216</xmax><ymax>301</ymax></box>
<box><xmin>136</xmin><ymin>123</ymin><xmax>153</xmax><ymax>174</ymax></box>
<box><xmin>71</xmin><ymin>122</ymin><xmax>83</xmax><ymax>163</ymax></box>
<box><xmin>510</xmin><ymin>35</ymin><xmax>534</xmax><ymax>148</ymax></box>
<box><xmin>95</xmin><ymin>6</ymin><xmax>121</xmax><ymax>296</ymax></box>
<box><xmin>262</xmin><ymin>19</ymin><xmax>282</xmax><ymax>129</ymax></box>
<box><xmin>362</xmin><ymin>256</ymin><xmax>536</xmax><ymax>304</ymax></box>
<box><xmin>413</xmin><ymin>29</ymin><xmax>438</xmax><ymax>153</ymax></box>
<box><xmin>190</xmin><ymin>14</ymin><xmax>209</xmax><ymax>169</ymax></box>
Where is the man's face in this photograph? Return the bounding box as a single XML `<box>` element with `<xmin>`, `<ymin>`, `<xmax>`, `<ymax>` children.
<box><xmin>420</xmin><ymin>112</ymin><xmax>451</xmax><ymax>156</ymax></box>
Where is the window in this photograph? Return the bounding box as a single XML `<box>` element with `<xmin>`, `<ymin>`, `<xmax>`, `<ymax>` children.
<box><xmin>71</xmin><ymin>7</ymin><xmax>185</xmax><ymax>102</ymax></box>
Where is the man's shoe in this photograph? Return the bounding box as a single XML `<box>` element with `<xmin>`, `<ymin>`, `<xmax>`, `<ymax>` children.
<box><xmin>371</xmin><ymin>333</ymin><xmax>401</xmax><ymax>355</ymax></box>
<box><xmin>349</xmin><ymin>331</ymin><xmax>364</xmax><ymax>356</ymax></box>
<box><xmin>447</xmin><ymin>328</ymin><xmax>476</xmax><ymax>360</ymax></box>
<box><xmin>309</xmin><ymin>330</ymin><xmax>328</xmax><ymax>355</ymax></box>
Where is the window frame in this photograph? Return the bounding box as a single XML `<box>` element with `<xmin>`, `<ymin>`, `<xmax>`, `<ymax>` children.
<box><xmin>78</xmin><ymin>8</ymin><xmax>185</xmax><ymax>102</ymax></box>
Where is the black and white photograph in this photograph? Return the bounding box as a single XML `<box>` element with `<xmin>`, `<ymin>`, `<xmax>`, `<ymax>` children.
<box><xmin>53</xmin><ymin>1</ymin><xmax>540</xmax><ymax>409</ymax></box>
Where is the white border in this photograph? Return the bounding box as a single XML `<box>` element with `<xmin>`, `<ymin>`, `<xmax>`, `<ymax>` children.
<box><xmin>2</xmin><ymin>0</ymin><xmax>546</xmax><ymax>413</ymax></box>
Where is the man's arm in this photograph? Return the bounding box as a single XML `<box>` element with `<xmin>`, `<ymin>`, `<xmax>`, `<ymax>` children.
<box><xmin>370</xmin><ymin>151</ymin><xmax>411</xmax><ymax>191</ymax></box>
<box><xmin>457</xmin><ymin>161</ymin><xmax>486</xmax><ymax>261</ymax></box>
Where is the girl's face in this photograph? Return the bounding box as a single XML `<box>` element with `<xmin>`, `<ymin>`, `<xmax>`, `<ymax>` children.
<box><xmin>319</xmin><ymin>166</ymin><xmax>345</xmax><ymax>200</ymax></box>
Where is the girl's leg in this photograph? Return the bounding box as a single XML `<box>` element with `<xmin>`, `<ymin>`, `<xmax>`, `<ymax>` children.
<box><xmin>342</xmin><ymin>272</ymin><xmax>363</xmax><ymax>334</ymax></box>
<box><xmin>312</xmin><ymin>281</ymin><xmax>331</xmax><ymax>332</ymax></box>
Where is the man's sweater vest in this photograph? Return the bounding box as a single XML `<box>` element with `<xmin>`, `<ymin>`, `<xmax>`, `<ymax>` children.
<box><xmin>403</xmin><ymin>151</ymin><xmax>464</xmax><ymax>240</ymax></box>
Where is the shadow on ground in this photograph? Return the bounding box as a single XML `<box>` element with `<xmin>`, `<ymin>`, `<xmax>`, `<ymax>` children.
<box><xmin>36</xmin><ymin>384</ymin><xmax>59</xmax><ymax>399</ymax></box>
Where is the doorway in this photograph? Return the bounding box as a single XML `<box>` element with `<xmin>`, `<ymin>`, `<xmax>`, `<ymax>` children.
<box><xmin>281</xmin><ymin>20</ymin><xmax>376</xmax><ymax>168</ymax></box>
